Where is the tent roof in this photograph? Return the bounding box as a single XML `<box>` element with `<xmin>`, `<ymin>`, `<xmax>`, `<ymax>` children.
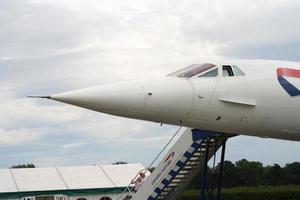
<box><xmin>0</xmin><ymin>163</ymin><xmax>145</xmax><ymax>193</ymax></box>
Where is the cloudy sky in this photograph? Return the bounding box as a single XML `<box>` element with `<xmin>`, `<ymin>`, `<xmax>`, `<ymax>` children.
<box><xmin>0</xmin><ymin>0</ymin><xmax>300</xmax><ymax>168</ymax></box>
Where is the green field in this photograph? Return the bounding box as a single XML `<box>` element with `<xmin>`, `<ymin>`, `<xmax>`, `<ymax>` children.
<box><xmin>179</xmin><ymin>185</ymin><xmax>300</xmax><ymax>200</ymax></box>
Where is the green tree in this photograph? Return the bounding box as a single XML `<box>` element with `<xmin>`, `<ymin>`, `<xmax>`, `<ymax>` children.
<box><xmin>112</xmin><ymin>161</ymin><xmax>128</xmax><ymax>165</ymax></box>
<box><xmin>264</xmin><ymin>164</ymin><xmax>287</xmax><ymax>185</ymax></box>
<box><xmin>235</xmin><ymin>159</ymin><xmax>264</xmax><ymax>186</ymax></box>
<box><xmin>11</xmin><ymin>163</ymin><xmax>36</xmax><ymax>168</ymax></box>
<box><xmin>185</xmin><ymin>159</ymin><xmax>300</xmax><ymax>189</ymax></box>
<box><xmin>285</xmin><ymin>162</ymin><xmax>300</xmax><ymax>185</ymax></box>
<box><xmin>221</xmin><ymin>160</ymin><xmax>239</xmax><ymax>187</ymax></box>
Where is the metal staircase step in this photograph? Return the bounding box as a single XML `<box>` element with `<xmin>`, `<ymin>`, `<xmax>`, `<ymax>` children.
<box><xmin>175</xmin><ymin>175</ymin><xmax>186</xmax><ymax>178</ymax></box>
<box><xmin>185</xmin><ymin>164</ymin><xmax>200</xmax><ymax>167</ymax></box>
<box><xmin>182</xmin><ymin>166</ymin><xmax>198</xmax><ymax>170</ymax></box>
<box><xmin>170</xmin><ymin>179</ymin><xmax>183</xmax><ymax>183</ymax></box>
<box><xmin>178</xmin><ymin>170</ymin><xmax>189</xmax><ymax>175</ymax></box>
<box><xmin>189</xmin><ymin>157</ymin><xmax>200</xmax><ymax>161</ymax></box>
<box><xmin>186</xmin><ymin>160</ymin><xmax>201</xmax><ymax>164</ymax></box>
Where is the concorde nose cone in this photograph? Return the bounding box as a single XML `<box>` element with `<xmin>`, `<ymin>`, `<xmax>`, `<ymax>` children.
<box><xmin>29</xmin><ymin>77</ymin><xmax>194</xmax><ymax>125</ymax></box>
<box><xmin>50</xmin><ymin>81</ymin><xmax>146</xmax><ymax>118</ymax></box>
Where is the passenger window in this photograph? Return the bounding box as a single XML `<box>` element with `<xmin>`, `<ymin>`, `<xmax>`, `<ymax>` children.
<box><xmin>199</xmin><ymin>68</ymin><xmax>218</xmax><ymax>77</ymax></box>
<box><xmin>232</xmin><ymin>65</ymin><xmax>245</xmax><ymax>76</ymax></box>
<box><xmin>222</xmin><ymin>65</ymin><xmax>234</xmax><ymax>77</ymax></box>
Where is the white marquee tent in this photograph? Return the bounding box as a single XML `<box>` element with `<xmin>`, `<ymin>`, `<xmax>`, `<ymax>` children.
<box><xmin>0</xmin><ymin>163</ymin><xmax>146</xmax><ymax>200</ymax></box>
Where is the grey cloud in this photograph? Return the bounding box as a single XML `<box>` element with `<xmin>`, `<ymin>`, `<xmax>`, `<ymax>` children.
<box><xmin>0</xmin><ymin>0</ymin><xmax>120</xmax><ymax>60</ymax></box>
<box><xmin>219</xmin><ymin>41</ymin><xmax>300</xmax><ymax>61</ymax></box>
<box><xmin>177</xmin><ymin>0</ymin><xmax>300</xmax><ymax>61</ymax></box>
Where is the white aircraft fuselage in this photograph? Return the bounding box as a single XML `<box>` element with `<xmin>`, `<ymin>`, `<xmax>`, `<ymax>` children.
<box><xmin>44</xmin><ymin>60</ymin><xmax>300</xmax><ymax>141</ymax></box>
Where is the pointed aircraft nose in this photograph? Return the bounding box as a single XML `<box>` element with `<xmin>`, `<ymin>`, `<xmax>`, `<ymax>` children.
<box><xmin>50</xmin><ymin>81</ymin><xmax>147</xmax><ymax>118</ymax></box>
<box><xmin>37</xmin><ymin>77</ymin><xmax>193</xmax><ymax>125</ymax></box>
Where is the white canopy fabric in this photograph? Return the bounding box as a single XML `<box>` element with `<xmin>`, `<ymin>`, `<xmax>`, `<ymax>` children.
<box><xmin>0</xmin><ymin>163</ymin><xmax>145</xmax><ymax>193</ymax></box>
<box><xmin>0</xmin><ymin>169</ymin><xmax>17</xmax><ymax>193</ymax></box>
<box><xmin>101</xmin><ymin>164</ymin><xmax>149</xmax><ymax>187</ymax></box>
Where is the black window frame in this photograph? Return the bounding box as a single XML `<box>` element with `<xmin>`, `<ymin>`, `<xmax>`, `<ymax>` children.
<box><xmin>222</xmin><ymin>65</ymin><xmax>235</xmax><ymax>77</ymax></box>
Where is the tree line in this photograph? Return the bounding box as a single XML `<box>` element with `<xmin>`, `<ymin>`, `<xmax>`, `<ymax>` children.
<box><xmin>188</xmin><ymin>159</ymin><xmax>300</xmax><ymax>189</ymax></box>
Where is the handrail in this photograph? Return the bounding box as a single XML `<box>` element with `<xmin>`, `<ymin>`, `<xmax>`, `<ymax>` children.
<box><xmin>146</xmin><ymin>126</ymin><xmax>182</xmax><ymax>170</ymax></box>
<box><xmin>117</xmin><ymin>126</ymin><xmax>183</xmax><ymax>200</ymax></box>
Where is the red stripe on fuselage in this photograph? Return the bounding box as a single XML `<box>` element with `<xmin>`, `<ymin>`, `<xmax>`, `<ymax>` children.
<box><xmin>277</xmin><ymin>68</ymin><xmax>300</xmax><ymax>78</ymax></box>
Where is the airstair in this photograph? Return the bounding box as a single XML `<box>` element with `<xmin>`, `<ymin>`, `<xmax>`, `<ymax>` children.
<box><xmin>117</xmin><ymin>128</ymin><xmax>232</xmax><ymax>200</ymax></box>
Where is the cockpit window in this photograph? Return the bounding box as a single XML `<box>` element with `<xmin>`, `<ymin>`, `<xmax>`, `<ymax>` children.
<box><xmin>199</xmin><ymin>68</ymin><xmax>218</xmax><ymax>77</ymax></box>
<box><xmin>222</xmin><ymin>65</ymin><xmax>245</xmax><ymax>77</ymax></box>
<box><xmin>222</xmin><ymin>65</ymin><xmax>234</xmax><ymax>77</ymax></box>
<box><xmin>232</xmin><ymin>65</ymin><xmax>245</xmax><ymax>76</ymax></box>
<box><xmin>168</xmin><ymin>63</ymin><xmax>216</xmax><ymax>78</ymax></box>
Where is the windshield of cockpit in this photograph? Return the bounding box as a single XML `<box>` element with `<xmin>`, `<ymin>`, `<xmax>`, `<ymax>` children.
<box><xmin>168</xmin><ymin>63</ymin><xmax>216</xmax><ymax>78</ymax></box>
